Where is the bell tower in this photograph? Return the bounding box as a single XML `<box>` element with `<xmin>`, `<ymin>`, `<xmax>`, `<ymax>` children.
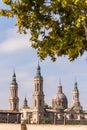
<box><xmin>72</xmin><ymin>81</ymin><xmax>82</xmax><ymax>111</ymax></box>
<box><xmin>9</xmin><ymin>71</ymin><xmax>19</xmax><ymax>111</ymax></box>
<box><xmin>32</xmin><ymin>63</ymin><xmax>44</xmax><ymax>123</ymax></box>
<box><xmin>72</xmin><ymin>81</ymin><xmax>80</xmax><ymax>107</ymax></box>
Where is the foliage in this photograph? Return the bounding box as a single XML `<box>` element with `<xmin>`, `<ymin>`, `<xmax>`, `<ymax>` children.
<box><xmin>22</xmin><ymin>119</ymin><xmax>28</xmax><ymax>124</ymax></box>
<box><xmin>0</xmin><ymin>0</ymin><xmax>87</xmax><ymax>61</ymax></box>
<box><xmin>0</xmin><ymin>119</ymin><xmax>7</xmax><ymax>123</ymax></box>
<box><xmin>40</xmin><ymin>117</ymin><xmax>51</xmax><ymax>124</ymax></box>
<box><xmin>66</xmin><ymin>119</ymin><xmax>87</xmax><ymax>125</ymax></box>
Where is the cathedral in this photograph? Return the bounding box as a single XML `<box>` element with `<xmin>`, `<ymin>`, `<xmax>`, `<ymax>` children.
<box><xmin>0</xmin><ymin>63</ymin><xmax>87</xmax><ymax>124</ymax></box>
<box><xmin>20</xmin><ymin>63</ymin><xmax>87</xmax><ymax>124</ymax></box>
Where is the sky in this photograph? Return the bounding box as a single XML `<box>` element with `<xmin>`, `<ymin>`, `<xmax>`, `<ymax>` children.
<box><xmin>0</xmin><ymin>1</ymin><xmax>87</xmax><ymax>110</ymax></box>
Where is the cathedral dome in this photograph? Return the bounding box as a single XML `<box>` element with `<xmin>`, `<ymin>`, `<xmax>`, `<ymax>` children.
<box><xmin>53</xmin><ymin>93</ymin><xmax>67</xmax><ymax>100</ymax></box>
<box><xmin>52</xmin><ymin>83</ymin><xmax>68</xmax><ymax>110</ymax></box>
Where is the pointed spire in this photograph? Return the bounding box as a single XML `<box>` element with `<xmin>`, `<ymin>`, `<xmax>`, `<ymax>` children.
<box><xmin>59</xmin><ymin>78</ymin><xmax>61</xmax><ymax>86</ymax></box>
<box><xmin>36</xmin><ymin>61</ymin><xmax>41</xmax><ymax>77</ymax></box>
<box><xmin>58</xmin><ymin>78</ymin><xmax>62</xmax><ymax>93</ymax></box>
<box><xmin>23</xmin><ymin>96</ymin><xmax>29</xmax><ymax>109</ymax></box>
<box><xmin>11</xmin><ymin>69</ymin><xmax>17</xmax><ymax>85</ymax></box>
<box><xmin>13</xmin><ymin>68</ymin><xmax>16</xmax><ymax>78</ymax></box>
<box><xmin>74</xmin><ymin>79</ymin><xmax>78</xmax><ymax>91</ymax></box>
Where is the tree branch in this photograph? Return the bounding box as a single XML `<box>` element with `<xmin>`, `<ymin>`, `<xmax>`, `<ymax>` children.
<box><xmin>82</xmin><ymin>21</ymin><xmax>87</xmax><ymax>40</ymax></box>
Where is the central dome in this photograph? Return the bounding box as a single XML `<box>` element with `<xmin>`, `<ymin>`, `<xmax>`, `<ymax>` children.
<box><xmin>52</xmin><ymin>83</ymin><xmax>68</xmax><ymax>110</ymax></box>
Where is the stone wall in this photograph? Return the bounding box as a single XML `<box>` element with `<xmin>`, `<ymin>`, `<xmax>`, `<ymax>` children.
<box><xmin>0</xmin><ymin>124</ymin><xmax>20</xmax><ymax>130</ymax></box>
<box><xmin>27</xmin><ymin>125</ymin><xmax>87</xmax><ymax>130</ymax></box>
<box><xmin>0</xmin><ymin>124</ymin><xmax>87</xmax><ymax>130</ymax></box>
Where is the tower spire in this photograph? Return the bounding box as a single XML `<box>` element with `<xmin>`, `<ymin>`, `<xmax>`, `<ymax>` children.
<box><xmin>58</xmin><ymin>78</ymin><xmax>62</xmax><ymax>93</ymax></box>
<box><xmin>59</xmin><ymin>78</ymin><xmax>61</xmax><ymax>86</ymax></box>
<box><xmin>11</xmin><ymin>69</ymin><xmax>17</xmax><ymax>85</ymax></box>
<box><xmin>74</xmin><ymin>79</ymin><xmax>78</xmax><ymax>91</ymax></box>
<box><xmin>9</xmin><ymin>70</ymin><xmax>19</xmax><ymax>111</ymax></box>
<box><xmin>36</xmin><ymin>61</ymin><xmax>41</xmax><ymax>77</ymax></box>
<box><xmin>23</xmin><ymin>96</ymin><xmax>29</xmax><ymax>109</ymax></box>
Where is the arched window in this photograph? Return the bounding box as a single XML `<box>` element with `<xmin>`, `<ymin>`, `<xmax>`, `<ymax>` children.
<box><xmin>14</xmin><ymin>103</ymin><xmax>16</xmax><ymax>110</ymax></box>
<box><xmin>37</xmin><ymin>84</ymin><xmax>39</xmax><ymax>91</ymax></box>
<box><xmin>35</xmin><ymin>100</ymin><xmax>36</xmax><ymax>107</ymax></box>
<box><xmin>40</xmin><ymin>83</ymin><xmax>41</xmax><ymax>91</ymax></box>
<box><xmin>39</xmin><ymin>100</ymin><xmax>41</xmax><ymax>106</ymax></box>
<box><xmin>35</xmin><ymin>84</ymin><xmax>37</xmax><ymax>91</ymax></box>
<box><xmin>15</xmin><ymin>89</ymin><xmax>16</xmax><ymax>96</ymax></box>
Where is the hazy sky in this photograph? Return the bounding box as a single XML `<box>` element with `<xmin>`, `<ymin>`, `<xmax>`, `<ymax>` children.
<box><xmin>0</xmin><ymin>1</ymin><xmax>87</xmax><ymax>110</ymax></box>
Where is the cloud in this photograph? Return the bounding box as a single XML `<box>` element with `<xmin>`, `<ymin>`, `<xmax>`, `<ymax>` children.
<box><xmin>0</xmin><ymin>28</ymin><xmax>31</xmax><ymax>53</ymax></box>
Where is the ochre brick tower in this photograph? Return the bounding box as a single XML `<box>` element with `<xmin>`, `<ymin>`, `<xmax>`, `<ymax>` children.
<box><xmin>32</xmin><ymin>63</ymin><xmax>44</xmax><ymax>123</ymax></box>
<box><xmin>9</xmin><ymin>71</ymin><xmax>19</xmax><ymax>111</ymax></box>
<box><xmin>72</xmin><ymin>81</ymin><xmax>82</xmax><ymax>111</ymax></box>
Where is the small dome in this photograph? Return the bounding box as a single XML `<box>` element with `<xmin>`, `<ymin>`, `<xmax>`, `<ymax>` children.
<box><xmin>52</xmin><ymin>83</ymin><xmax>68</xmax><ymax>110</ymax></box>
